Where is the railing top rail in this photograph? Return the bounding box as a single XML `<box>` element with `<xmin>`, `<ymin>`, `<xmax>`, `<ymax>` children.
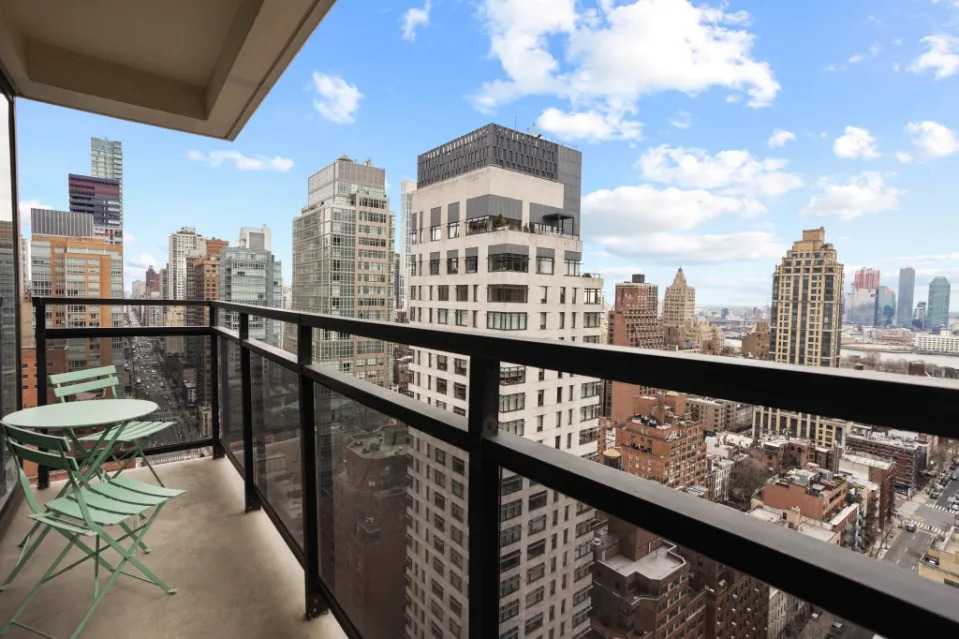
<box><xmin>31</xmin><ymin>296</ymin><xmax>210</xmax><ymax>307</ymax></box>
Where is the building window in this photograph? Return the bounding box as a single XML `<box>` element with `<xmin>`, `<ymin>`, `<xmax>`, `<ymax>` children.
<box><xmin>528</xmin><ymin>515</ymin><xmax>546</xmax><ymax>534</ymax></box>
<box><xmin>455</xmin><ymin>310</ymin><xmax>468</xmax><ymax>326</ymax></box>
<box><xmin>502</xmin><ymin>474</ymin><xmax>523</xmax><ymax>495</ymax></box>
<box><xmin>447</xmin><ymin>257</ymin><xmax>459</xmax><ymax>274</ymax></box>
<box><xmin>499</xmin><ymin>600</ymin><xmax>520</xmax><ymax>623</ymax></box>
<box><xmin>437</xmin><ymin>309</ymin><xmax>449</xmax><ymax>324</ymax></box>
<box><xmin>488</xmin><ymin>285</ymin><xmax>528</xmax><ymax>303</ymax></box>
<box><xmin>540</xmin><ymin>312</ymin><xmax>547</xmax><ymax>330</ymax></box>
<box><xmin>454</xmin><ymin>359</ymin><xmax>467</xmax><ymax>375</ymax></box>
<box><xmin>448</xmin><ymin>221</ymin><xmax>460</xmax><ymax>238</ymax></box>
<box><xmin>500</xmin><ymin>365</ymin><xmax>526</xmax><ymax>385</ymax></box>
<box><xmin>501</xmin><ymin>524</ymin><xmax>522</xmax><ymax>546</ymax></box>
<box><xmin>500</xmin><ymin>549</ymin><xmax>522</xmax><ymax>571</ymax></box>
<box><xmin>525</xmin><ymin>586</ymin><xmax>545</xmax><ymax>608</ymax></box>
<box><xmin>528</xmin><ymin>491</ymin><xmax>548</xmax><ymax>511</ymax></box>
<box><xmin>527</xmin><ymin>539</ymin><xmax>546</xmax><ymax>559</ymax></box>
<box><xmin>454</xmin><ymin>383</ymin><xmax>467</xmax><ymax>400</ymax></box>
<box><xmin>455</xmin><ymin>285</ymin><xmax>469</xmax><ymax>302</ymax></box>
<box><xmin>452</xmin><ymin>456</ymin><xmax>465</xmax><ymax>475</ymax></box>
<box><xmin>536</xmin><ymin>256</ymin><xmax>554</xmax><ymax>275</ymax></box>
<box><xmin>581</xmin><ymin>404</ymin><xmax>600</xmax><ymax>421</ymax></box>
<box><xmin>564</xmin><ymin>260</ymin><xmax>581</xmax><ymax>276</ymax></box>
<box><xmin>437</xmin><ymin>355</ymin><xmax>448</xmax><ymax>371</ymax></box>
<box><xmin>465</xmin><ymin>256</ymin><xmax>478</xmax><ymax>273</ymax></box>
<box><xmin>438</xmin><ymin>285</ymin><xmax>450</xmax><ymax>301</ymax></box>
<box><xmin>500</xmin><ymin>392</ymin><xmax>526</xmax><ymax>412</ymax></box>
<box><xmin>430</xmin><ymin>259</ymin><xmax>440</xmax><ymax>275</ymax></box>
<box><xmin>526</xmin><ymin>563</ymin><xmax>545</xmax><ymax>584</ymax></box>
<box><xmin>488</xmin><ymin>312</ymin><xmax>527</xmax><ymax>330</ymax></box>
<box><xmin>581</xmin><ymin>381</ymin><xmax>602</xmax><ymax>398</ymax></box>
<box><xmin>499</xmin><ymin>419</ymin><xmax>525</xmax><ymax>435</ymax></box>
<box><xmin>488</xmin><ymin>253</ymin><xmax>528</xmax><ymax>273</ymax></box>
<box><xmin>501</xmin><ymin>575</ymin><xmax>520</xmax><ymax>598</ymax></box>
<box><xmin>584</xmin><ymin>312</ymin><xmax>600</xmax><ymax>328</ymax></box>
<box><xmin>501</xmin><ymin>500</ymin><xmax>523</xmax><ymax>521</ymax></box>
<box><xmin>452</xmin><ymin>479</ymin><xmax>464</xmax><ymax>498</ymax></box>
<box><xmin>584</xmin><ymin>288</ymin><xmax>601</xmax><ymax>304</ymax></box>
<box><xmin>430</xmin><ymin>226</ymin><xmax>442</xmax><ymax>241</ymax></box>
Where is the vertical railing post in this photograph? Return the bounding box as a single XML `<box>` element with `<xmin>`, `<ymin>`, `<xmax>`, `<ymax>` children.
<box><xmin>297</xmin><ymin>322</ymin><xmax>326</xmax><ymax>619</ymax></box>
<box><xmin>35</xmin><ymin>299</ymin><xmax>49</xmax><ymax>489</ymax></box>
<box><xmin>209</xmin><ymin>303</ymin><xmax>223</xmax><ymax>458</ymax></box>
<box><xmin>239</xmin><ymin>312</ymin><xmax>259</xmax><ymax>511</ymax></box>
<box><xmin>467</xmin><ymin>356</ymin><xmax>502</xmax><ymax>637</ymax></box>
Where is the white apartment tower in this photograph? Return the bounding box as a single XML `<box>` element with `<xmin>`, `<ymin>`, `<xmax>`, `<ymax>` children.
<box><xmin>237</xmin><ymin>225</ymin><xmax>272</xmax><ymax>251</ymax></box>
<box><xmin>406</xmin><ymin>125</ymin><xmax>602</xmax><ymax>639</ymax></box>
<box><xmin>399</xmin><ymin>179</ymin><xmax>416</xmax><ymax>314</ymax></box>
<box><xmin>90</xmin><ymin>137</ymin><xmax>123</xmax><ymax>213</ymax></box>
<box><xmin>168</xmin><ymin>227</ymin><xmax>207</xmax><ymax>300</ymax></box>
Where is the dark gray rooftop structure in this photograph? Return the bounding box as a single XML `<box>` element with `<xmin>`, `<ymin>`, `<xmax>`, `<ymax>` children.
<box><xmin>417</xmin><ymin>124</ymin><xmax>582</xmax><ymax>236</ymax></box>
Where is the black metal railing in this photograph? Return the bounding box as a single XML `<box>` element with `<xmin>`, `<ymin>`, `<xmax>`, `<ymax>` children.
<box><xmin>23</xmin><ymin>296</ymin><xmax>959</xmax><ymax>639</ymax></box>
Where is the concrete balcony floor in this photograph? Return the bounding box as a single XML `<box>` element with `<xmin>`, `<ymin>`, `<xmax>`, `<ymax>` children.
<box><xmin>0</xmin><ymin>458</ymin><xmax>347</xmax><ymax>638</ymax></box>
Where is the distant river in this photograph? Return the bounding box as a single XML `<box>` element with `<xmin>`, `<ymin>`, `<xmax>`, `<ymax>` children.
<box><xmin>724</xmin><ymin>338</ymin><xmax>959</xmax><ymax>369</ymax></box>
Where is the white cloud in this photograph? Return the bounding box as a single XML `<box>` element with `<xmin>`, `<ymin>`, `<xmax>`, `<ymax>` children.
<box><xmin>535</xmin><ymin>107</ymin><xmax>642</xmax><ymax>142</ymax></box>
<box><xmin>896</xmin><ymin>151</ymin><xmax>914</xmax><ymax>163</ymax></box>
<box><xmin>402</xmin><ymin>1</ymin><xmax>431</xmax><ymax>41</ymax></box>
<box><xmin>124</xmin><ymin>252</ymin><xmax>159</xmax><ymax>282</ymax></box>
<box><xmin>767</xmin><ymin>129</ymin><xmax>796</xmax><ymax>148</ymax></box>
<box><xmin>582</xmin><ymin>183</ymin><xmax>764</xmax><ymax>234</ymax></box>
<box><xmin>187</xmin><ymin>150</ymin><xmax>294</xmax><ymax>172</ymax></box>
<box><xmin>833</xmin><ymin>126</ymin><xmax>880</xmax><ymax>159</ymax></box>
<box><xmin>311</xmin><ymin>72</ymin><xmax>363</xmax><ymax>124</ymax></box>
<box><xmin>473</xmin><ymin>0</ymin><xmax>779</xmax><ymax>125</ymax></box>
<box><xmin>669</xmin><ymin>110</ymin><xmax>692</xmax><ymax>129</ymax></box>
<box><xmin>906</xmin><ymin>120</ymin><xmax>959</xmax><ymax>157</ymax></box>
<box><xmin>800</xmin><ymin>172</ymin><xmax>903</xmax><ymax>220</ymax></box>
<box><xmin>823</xmin><ymin>64</ymin><xmax>838</xmax><ymax>72</ymax></box>
<box><xmin>588</xmin><ymin>230</ymin><xmax>786</xmax><ymax>264</ymax></box>
<box><xmin>848</xmin><ymin>44</ymin><xmax>881</xmax><ymax>64</ymax></box>
<box><xmin>637</xmin><ymin>145</ymin><xmax>803</xmax><ymax>197</ymax></box>
<box><xmin>909</xmin><ymin>35</ymin><xmax>959</xmax><ymax>79</ymax></box>
<box><xmin>19</xmin><ymin>199</ymin><xmax>52</xmax><ymax>216</ymax></box>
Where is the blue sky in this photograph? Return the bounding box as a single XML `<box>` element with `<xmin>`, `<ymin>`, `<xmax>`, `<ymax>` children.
<box><xmin>13</xmin><ymin>0</ymin><xmax>959</xmax><ymax>309</ymax></box>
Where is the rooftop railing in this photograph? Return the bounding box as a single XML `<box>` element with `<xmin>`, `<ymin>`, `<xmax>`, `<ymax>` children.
<box><xmin>22</xmin><ymin>296</ymin><xmax>959</xmax><ymax>639</ymax></box>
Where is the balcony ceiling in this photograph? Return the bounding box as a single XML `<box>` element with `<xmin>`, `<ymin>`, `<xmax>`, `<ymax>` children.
<box><xmin>0</xmin><ymin>0</ymin><xmax>334</xmax><ymax>139</ymax></box>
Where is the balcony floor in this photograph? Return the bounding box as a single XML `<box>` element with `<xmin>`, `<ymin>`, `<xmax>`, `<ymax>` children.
<box><xmin>0</xmin><ymin>457</ymin><xmax>346</xmax><ymax>638</ymax></box>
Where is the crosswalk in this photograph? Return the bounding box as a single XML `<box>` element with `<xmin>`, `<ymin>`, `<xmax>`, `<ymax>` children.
<box><xmin>924</xmin><ymin>503</ymin><xmax>958</xmax><ymax>514</ymax></box>
<box><xmin>914</xmin><ymin>521</ymin><xmax>948</xmax><ymax>536</ymax></box>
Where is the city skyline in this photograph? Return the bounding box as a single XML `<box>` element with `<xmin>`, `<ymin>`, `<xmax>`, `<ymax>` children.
<box><xmin>12</xmin><ymin>1</ymin><xmax>959</xmax><ymax>308</ymax></box>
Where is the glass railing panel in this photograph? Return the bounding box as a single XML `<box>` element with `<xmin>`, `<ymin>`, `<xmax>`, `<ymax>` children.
<box><xmin>220</xmin><ymin>337</ymin><xmax>244</xmax><ymax>464</ymax></box>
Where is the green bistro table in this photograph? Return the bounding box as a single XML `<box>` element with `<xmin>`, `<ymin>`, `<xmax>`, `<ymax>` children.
<box><xmin>2</xmin><ymin>399</ymin><xmax>159</xmax><ymax>550</ymax></box>
<box><xmin>3</xmin><ymin>399</ymin><xmax>159</xmax><ymax>478</ymax></box>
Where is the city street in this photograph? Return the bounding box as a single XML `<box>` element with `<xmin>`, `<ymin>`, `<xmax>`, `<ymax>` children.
<box><xmin>883</xmin><ymin>528</ymin><xmax>935</xmax><ymax>571</ymax></box>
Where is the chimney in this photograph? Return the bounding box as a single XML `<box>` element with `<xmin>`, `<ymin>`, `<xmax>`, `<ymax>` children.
<box><xmin>656</xmin><ymin>391</ymin><xmax>667</xmax><ymax>425</ymax></box>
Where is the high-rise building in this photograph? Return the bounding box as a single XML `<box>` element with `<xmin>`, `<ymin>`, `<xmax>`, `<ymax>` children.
<box><xmin>145</xmin><ymin>265</ymin><xmax>161</xmax><ymax>296</ymax></box>
<box><xmin>926</xmin><ymin>276</ymin><xmax>951</xmax><ymax>330</ymax></box>
<box><xmin>914</xmin><ymin>301</ymin><xmax>927</xmax><ymax>328</ymax></box>
<box><xmin>392</xmin><ymin>252</ymin><xmax>402</xmax><ymax>320</ymax></box>
<box><xmin>399</xmin><ymin>179</ymin><xmax>416</xmax><ymax>313</ymax></box>
<box><xmin>31</xmin><ymin>208</ymin><xmax>93</xmax><ymax>238</ymax></box>
<box><xmin>31</xmin><ymin>233</ymin><xmax>122</xmax><ymax>372</ymax></box>
<box><xmin>877</xmin><ymin>286</ymin><xmax>896</xmax><ymax>325</ymax></box>
<box><xmin>168</xmin><ymin>227</ymin><xmax>207</xmax><ymax>300</ymax></box>
<box><xmin>853</xmin><ymin>268</ymin><xmax>880</xmax><ymax>290</ymax></box>
<box><xmin>90</xmin><ymin>137</ymin><xmax>123</xmax><ymax>185</ymax></box>
<box><xmin>68</xmin><ymin>174</ymin><xmax>122</xmax><ymax>245</ymax></box>
<box><xmin>662</xmin><ymin>267</ymin><xmax>695</xmax><ymax>329</ymax></box>
<box><xmin>185</xmin><ymin>244</ymin><xmax>226</xmax><ymax>408</ymax></box>
<box><xmin>131</xmin><ymin>280</ymin><xmax>145</xmax><ymax>299</ymax></box>
<box><xmin>220</xmin><ymin>246</ymin><xmax>282</xmax><ymax>346</ymax></box>
<box><xmin>405</xmin><ymin>124</ymin><xmax>601</xmax><ymax>639</ymax></box>
<box><xmin>896</xmin><ymin>267</ymin><xmax>915</xmax><ymax>327</ymax></box>
<box><xmin>290</xmin><ymin>157</ymin><xmax>394</xmax><ymax>386</ymax></box>
<box><xmin>608</xmin><ymin>274</ymin><xmax>664</xmax><ymax>419</ymax></box>
<box><xmin>848</xmin><ymin>268</ymin><xmax>880</xmax><ymax>326</ymax></box>
<box><xmin>237</xmin><ymin>225</ymin><xmax>272</xmax><ymax>251</ymax></box>
<box><xmin>770</xmin><ymin>228</ymin><xmax>843</xmax><ymax>366</ymax></box>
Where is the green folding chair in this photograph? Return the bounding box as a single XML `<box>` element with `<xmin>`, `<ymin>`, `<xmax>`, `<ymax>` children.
<box><xmin>0</xmin><ymin>423</ymin><xmax>181</xmax><ymax>638</ymax></box>
<box><xmin>50</xmin><ymin>366</ymin><xmax>176</xmax><ymax>485</ymax></box>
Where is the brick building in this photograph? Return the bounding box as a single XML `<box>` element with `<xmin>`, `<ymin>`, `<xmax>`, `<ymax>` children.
<box><xmin>845</xmin><ymin>427</ymin><xmax>923</xmax><ymax>494</ymax></box>
<box><xmin>610</xmin><ymin>393</ymin><xmax>707</xmax><ymax>489</ymax></box>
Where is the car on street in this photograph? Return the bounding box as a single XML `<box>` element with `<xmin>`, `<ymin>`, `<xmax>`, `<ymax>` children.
<box><xmin>952</xmin><ymin>504</ymin><xmax>959</xmax><ymax>512</ymax></box>
<box><xmin>905</xmin><ymin>521</ymin><xmax>917</xmax><ymax>532</ymax></box>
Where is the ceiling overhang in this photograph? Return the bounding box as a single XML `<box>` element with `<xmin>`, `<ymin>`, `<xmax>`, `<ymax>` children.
<box><xmin>0</xmin><ymin>0</ymin><xmax>335</xmax><ymax>139</ymax></box>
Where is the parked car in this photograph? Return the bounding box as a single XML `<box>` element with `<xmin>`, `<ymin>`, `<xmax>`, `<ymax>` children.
<box><xmin>906</xmin><ymin>521</ymin><xmax>917</xmax><ymax>532</ymax></box>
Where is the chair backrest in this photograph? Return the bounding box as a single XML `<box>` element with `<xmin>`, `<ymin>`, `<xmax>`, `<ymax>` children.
<box><xmin>50</xmin><ymin>365</ymin><xmax>120</xmax><ymax>403</ymax></box>
<box><xmin>1</xmin><ymin>423</ymin><xmax>78</xmax><ymax>515</ymax></box>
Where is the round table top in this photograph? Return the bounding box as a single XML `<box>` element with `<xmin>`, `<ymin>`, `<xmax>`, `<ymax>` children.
<box><xmin>2</xmin><ymin>399</ymin><xmax>158</xmax><ymax>431</ymax></box>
